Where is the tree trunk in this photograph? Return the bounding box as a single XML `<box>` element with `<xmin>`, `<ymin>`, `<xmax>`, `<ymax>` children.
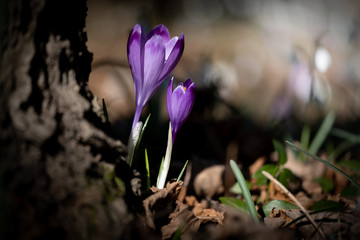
<box><xmin>0</xmin><ymin>0</ymin><xmax>133</xmax><ymax>239</ymax></box>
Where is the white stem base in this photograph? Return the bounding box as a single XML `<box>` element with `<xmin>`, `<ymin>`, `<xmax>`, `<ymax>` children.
<box><xmin>157</xmin><ymin>123</ymin><xmax>173</xmax><ymax>189</ymax></box>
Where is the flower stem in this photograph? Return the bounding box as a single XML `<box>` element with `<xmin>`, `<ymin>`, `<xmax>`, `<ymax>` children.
<box><xmin>157</xmin><ymin>123</ymin><xmax>173</xmax><ymax>189</ymax></box>
<box><xmin>132</xmin><ymin>106</ymin><xmax>142</xmax><ymax>130</ymax></box>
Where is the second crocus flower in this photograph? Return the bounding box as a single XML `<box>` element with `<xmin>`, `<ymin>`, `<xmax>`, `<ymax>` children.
<box><xmin>167</xmin><ymin>77</ymin><xmax>196</xmax><ymax>143</ymax></box>
<box><xmin>157</xmin><ymin>77</ymin><xmax>195</xmax><ymax>189</ymax></box>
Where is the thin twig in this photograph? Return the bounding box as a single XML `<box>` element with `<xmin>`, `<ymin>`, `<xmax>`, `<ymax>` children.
<box><xmin>261</xmin><ymin>170</ymin><xmax>326</xmax><ymax>240</ymax></box>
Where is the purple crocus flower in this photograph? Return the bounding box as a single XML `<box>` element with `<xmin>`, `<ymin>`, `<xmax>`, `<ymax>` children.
<box><xmin>167</xmin><ymin>77</ymin><xmax>195</xmax><ymax>143</ymax></box>
<box><xmin>127</xmin><ymin>24</ymin><xmax>185</xmax><ymax>129</ymax></box>
<box><xmin>288</xmin><ymin>63</ymin><xmax>312</xmax><ymax>103</ymax></box>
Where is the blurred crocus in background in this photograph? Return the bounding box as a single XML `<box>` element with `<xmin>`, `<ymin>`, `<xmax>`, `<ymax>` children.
<box><xmin>157</xmin><ymin>77</ymin><xmax>195</xmax><ymax>189</ymax></box>
<box><xmin>88</xmin><ymin>0</ymin><xmax>360</xmax><ymax>127</ymax></box>
<box><xmin>288</xmin><ymin>62</ymin><xmax>312</xmax><ymax>104</ymax></box>
<box><xmin>126</xmin><ymin>24</ymin><xmax>185</xmax><ymax>166</ymax></box>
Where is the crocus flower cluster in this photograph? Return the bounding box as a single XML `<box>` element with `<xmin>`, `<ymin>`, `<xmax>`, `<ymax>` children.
<box><xmin>126</xmin><ymin>24</ymin><xmax>184</xmax><ymax>166</ymax></box>
<box><xmin>126</xmin><ymin>23</ymin><xmax>195</xmax><ymax>189</ymax></box>
<box><xmin>128</xmin><ymin>24</ymin><xmax>185</xmax><ymax>130</ymax></box>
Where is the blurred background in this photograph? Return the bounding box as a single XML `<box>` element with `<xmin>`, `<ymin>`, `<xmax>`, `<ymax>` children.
<box><xmin>86</xmin><ymin>0</ymin><xmax>360</xmax><ymax>177</ymax></box>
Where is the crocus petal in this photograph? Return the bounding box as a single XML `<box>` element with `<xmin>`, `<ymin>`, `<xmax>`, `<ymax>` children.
<box><xmin>169</xmin><ymin>84</ymin><xmax>186</xmax><ymax>133</ymax></box>
<box><xmin>167</xmin><ymin>77</ymin><xmax>175</xmax><ymax>121</ymax></box>
<box><xmin>127</xmin><ymin>24</ymin><xmax>146</xmax><ymax>100</ymax></box>
<box><xmin>147</xmin><ymin>24</ymin><xmax>170</xmax><ymax>43</ymax></box>
<box><xmin>174</xmin><ymin>81</ymin><xmax>195</xmax><ymax>130</ymax></box>
<box><xmin>142</xmin><ymin>35</ymin><xmax>166</xmax><ymax>105</ymax></box>
<box><xmin>183</xmin><ymin>79</ymin><xmax>193</xmax><ymax>89</ymax></box>
<box><xmin>159</xmin><ymin>33</ymin><xmax>184</xmax><ymax>81</ymax></box>
<box><xmin>165</xmin><ymin>37</ymin><xmax>178</xmax><ymax>60</ymax></box>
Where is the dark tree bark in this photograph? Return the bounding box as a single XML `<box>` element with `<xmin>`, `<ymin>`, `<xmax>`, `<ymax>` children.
<box><xmin>0</xmin><ymin>0</ymin><xmax>133</xmax><ymax>239</ymax></box>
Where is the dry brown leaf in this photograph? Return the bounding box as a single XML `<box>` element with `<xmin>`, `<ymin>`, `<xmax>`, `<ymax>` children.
<box><xmin>193</xmin><ymin>165</ymin><xmax>225</xmax><ymax>199</ymax></box>
<box><xmin>325</xmin><ymin>167</ymin><xmax>348</xmax><ymax>195</ymax></box>
<box><xmin>161</xmin><ymin>198</ymin><xmax>225</xmax><ymax>239</ymax></box>
<box><xmin>294</xmin><ymin>191</ymin><xmax>315</xmax><ymax>210</ymax></box>
<box><xmin>185</xmin><ymin>195</ymin><xmax>198</xmax><ymax>207</ymax></box>
<box><xmin>302</xmin><ymin>179</ymin><xmax>323</xmax><ymax>196</ymax></box>
<box><xmin>193</xmin><ymin>206</ymin><xmax>224</xmax><ymax>225</ymax></box>
<box><xmin>270</xmin><ymin>209</ymin><xmax>295</xmax><ymax>226</ymax></box>
<box><xmin>186</xmin><ymin>207</ymin><xmax>294</xmax><ymax>240</ymax></box>
<box><xmin>249</xmin><ymin>156</ymin><xmax>266</xmax><ymax>178</ymax></box>
<box><xmin>193</xmin><ymin>199</ymin><xmax>225</xmax><ymax>225</ymax></box>
<box><xmin>264</xmin><ymin>217</ymin><xmax>286</xmax><ymax>229</ymax></box>
<box><xmin>284</xmin><ymin>146</ymin><xmax>325</xmax><ymax>181</ymax></box>
<box><xmin>258</xmin><ymin>186</ymin><xmax>269</xmax><ymax>203</ymax></box>
<box><xmin>197</xmin><ymin>209</ymin><xmax>224</xmax><ymax>224</ymax></box>
<box><xmin>161</xmin><ymin>201</ymin><xmax>200</xmax><ymax>240</ymax></box>
<box><xmin>285</xmin><ymin>210</ymin><xmax>360</xmax><ymax>239</ymax></box>
<box><xmin>269</xmin><ymin>181</ymin><xmax>294</xmax><ymax>203</ymax></box>
<box><xmin>264</xmin><ymin>206</ymin><xmax>289</xmax><ymax>229</ymax></box>
<box><xmin>143</xmin><ymin>181</ymin><xmax>183</xmax><ymax>230</ymax></box>
<box><xmin>339</xmin><ymin>196</ymin><xmax>358</xmax><ymax>209</ymax></box>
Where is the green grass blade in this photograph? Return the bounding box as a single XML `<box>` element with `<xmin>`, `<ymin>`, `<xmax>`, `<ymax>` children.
<box><xmin>331</xmin><ymin>128</ymin><xmax>360</xmax><ymax>144</ymax></box>
<box><xmin>141</xmin><ymin>114</ymin><xmax>151</xmax><ymax>137</ymax></box>
<box><xmin>219</xmin><ymin>197</ymin><xmax>248</xmax><ymax>213</ymax></box>
<box><xmin>172</xmin><ymin>226</ymin><xmax>182</xmax><ymax>240</ymax></box>
<box><xmin>328</xmin><ymin>141</ymin><xmax>356</xmax><ymax>162</ymax></box>
<box><xmin>176</xmin><ymin>160</ymin><xmax>188</xmax><ymax>182</ymax></box>
<box><xmin>308</xmin><ymin>111</ymin><xmax>335</xmax><ymax>154</ymax></box>
<box><xmin>337</xmin><ymin>160</ymin><xmax>360</xmax><ymax>175</ymax></box>
<box><xmin>230</xmin><ymin>160</ymin><xmax>259</xmax><ymax>222</ymax></box>
<box><xmin>127</xmin><ymin>114</ymin><xmax>151</xmax><ymax>167</ymax></box>
<box><xmin>102</xmin><ymin>98</ymin><xmax>109</xmax><ymax>122</ymax></box>
<box><xmin>328</xmin><ymin>128</ymin><xmax>360</xmax><ymax>162</ymax></box>
<box><xmin>145</xmin><ymin>149</ymin><xmax>150</xmax><ymax>189</ymax></box>
<box><xmin>252</xmin><ymin>164</ymin><xmax>278</xmax><ymax>186</ymax></box>
<box><xmin>286</xmin><ymin>140</ymin><xmax>360</xmax><ymax>191</ymax></box>
<box><xmin>129</xmin><ymin>114</ymin><xmax>152</xmax><ymax>167</ymax></box>
<box><xmin>301</xmin><ymin>124</ymin><xmax>311</xmax><ymax>150</ymax></box>
<box><xmin>299</xmin><ymin>124</ymin><xmax>311</xmax><ymax>161</ymax></box>
<box><xmin>135</xmin><ymin>114</ymin><xmax>151</xmax><ymax>152</ymax></box>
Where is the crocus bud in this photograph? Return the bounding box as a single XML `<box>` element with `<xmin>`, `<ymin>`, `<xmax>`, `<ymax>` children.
<box><xmin>167</xmin><ymin>77</ymin><xmax>195</xmax><ymax>143</ymax></box>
